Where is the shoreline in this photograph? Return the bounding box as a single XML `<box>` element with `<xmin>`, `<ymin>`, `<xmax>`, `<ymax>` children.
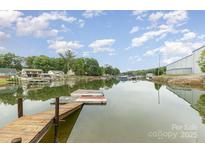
<box><xmin>152</xmin><ymin>74</ymin><xmax>205</xmax><ymax>90</ymax></box>
<box><xmin>0</xmin><ymin>75</ymin><xmax>114</xmax><ymax>86</ymax></box>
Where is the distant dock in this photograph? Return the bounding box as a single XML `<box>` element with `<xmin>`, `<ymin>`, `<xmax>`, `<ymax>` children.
<box><xmin>0</xmin><ymin>89</ymin><xmax>107</xmax><ymax>143</ymax></box>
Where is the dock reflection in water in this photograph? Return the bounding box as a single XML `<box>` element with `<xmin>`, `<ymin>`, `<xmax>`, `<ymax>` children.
<box><xmin>40</xmin><ymin>107</ymin><xmax>83</xmax><ymax>143</ymax></box>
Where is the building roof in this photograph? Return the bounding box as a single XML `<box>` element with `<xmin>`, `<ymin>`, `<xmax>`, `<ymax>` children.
<box><xmin>166</xmin><ymin>45</ymin><xmax>205</xmax><ymax>66</ymax></box>
<box><xmin>22</xmin><ymin>68</ymin><xmax>43</xmax><ymax>72</ymax></box>
<box><xmin>48</xmin><ymin>70</ymin><xmax>64</xmax><ymax>73</ymax></box>
<box><xmin>0</xmin><ymin>68</ymin><xmax>17</xmax><ymax>74</ymax></box>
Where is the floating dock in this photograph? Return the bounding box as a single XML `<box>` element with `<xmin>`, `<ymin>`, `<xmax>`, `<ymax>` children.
<box><xmin>75</xmin><ymin>95</ymin><xmax>107</xmax><ymax>104</ymax></box>
<box><xmin>70</xmin><ymin>89</ymin><xmax>104</xmax><ymax>97</ymax></box>
<box><xmin>0</xmin><ymin>89</ymin><xmax>107</xmax><ymax>143</ymax></box>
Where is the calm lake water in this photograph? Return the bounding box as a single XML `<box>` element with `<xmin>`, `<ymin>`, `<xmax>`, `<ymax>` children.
<box><xmin>1</xmin><ymin>79</ymin><xmax>205</xmax><ymax>142</ymax></box>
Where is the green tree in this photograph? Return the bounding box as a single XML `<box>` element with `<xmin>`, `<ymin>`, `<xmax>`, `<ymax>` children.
<box><xmin>104</xmin><ymin>65</ymin><xmax>120</xmax><ymax>75</ymax></box>
<box><xmin>199</xmin><ymin>50</ymin><xmax>205</xmax><ymax>72</ymax></box>
<box><xmin>104</xmin><ymin>65</ymin><xmax>113</xmax><ymax>75</ymax></box>
<box><xmin>51</xmin><ymin>58</ymin><xmax>65</xmax><ymax>71</ymax></box>
<box><xmin>72</xmin><ymin>58</ymin><xmax>85</xmax><ymax>75</ymax></box>
<box><xmin>25</xmin><ymin>56</ymin><xmax>36</xmax><ymax>68</ymax></box>
<box><xmin>32</xmin><ymin>55</ymin><xmax>51</xmax><ymax>72</ymax></box>
<box><xmin>59</xmin><ymin>49</ymin><xmax>75</xmax><ymax>73</ymax></box>
<box><xmin>0</xmin><ymin>52</ymin><xmax>23</xmax><ymax>70</ymax></box>
<box><xmin>84</xmin><ymin>58</ymin><xmax>102</xmax><ymax>76</ymax></box>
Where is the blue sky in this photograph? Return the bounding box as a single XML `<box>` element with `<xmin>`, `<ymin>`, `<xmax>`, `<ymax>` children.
<box><xmin>0</xmin><ymin>10</ymin><xmax>205</xmax><ymax>72</ymax></box>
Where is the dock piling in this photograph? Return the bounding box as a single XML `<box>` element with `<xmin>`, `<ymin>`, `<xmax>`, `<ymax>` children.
<box><xmin>17</xmin><ymin>98</ymin><xmax>23</xmax><ymax>118</ymax></box>
<box><xmin>54</xmin><ymin>97</ymin><xmax>59</xmax><ymax>143</ymax></box>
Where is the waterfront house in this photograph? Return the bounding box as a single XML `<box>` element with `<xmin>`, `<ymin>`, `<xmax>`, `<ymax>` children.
<box><xmin>48</xmin><ymin>70</ymin><xmax>64</xmax><ymax>79</ymax></box>
<box><xmin>39</xmin><ymin>73</ymin><xmax>51</xmax><ymax>80</ymax></box>
<box><xmin>21</xmin><ymin>68</ymin><xmax>43</xmax><ymax>78</ymax></box>
<box><xmin>0</xmin><ymin>68</ymin><xmax>17</xmax><ymax>78</ymax></box>
<box><xmin>119</xmin><ymin>75</ymin><xmax>128</xmax><ymax>81</ymax></box>
<box><xmin>146</xmin><ymin>73</ymin><xmax>154</xmax><ymax>80</ymax></box>
<box><xmin>166</xmin><ymin>46</ymin><xmax>205</xmax><ymax>75</ymax></box>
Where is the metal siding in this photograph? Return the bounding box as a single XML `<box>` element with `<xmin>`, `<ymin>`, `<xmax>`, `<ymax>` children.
<box><xmin>166</xmin><ymin>46</ymin><xmax>205</xmax><ymax>75</ymax></box>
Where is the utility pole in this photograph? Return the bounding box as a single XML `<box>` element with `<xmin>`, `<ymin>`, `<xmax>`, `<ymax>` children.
<box><xmin>158</xmin><ymin>53</ymin><xmax>161</xmax><ymax>104</ymax></box>
<box><xmin>158</xmin><ymin>53</ymin><xmax>160</xmax><ymax>76</ymax></box>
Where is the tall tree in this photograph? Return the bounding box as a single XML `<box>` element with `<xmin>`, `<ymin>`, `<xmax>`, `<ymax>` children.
<box><xmin>32</xmin><ymin>55</ymin><xmax>50</xmax><ymax>72</ymax></box>
<box><xmin>84</xmin><ymin>58</ymin><xmax>102</xmax><ymax>76</ymax></box>
<box><xmin>72</xmin><ymin>58</ymin><xmax>86</xmax><ymax>75</ymax></box>
<box><xmin>59</xmin><ymin>49</ymin><xmax>75</xmax><ymax>73</ymax></box>
<box><xmin>25</xmin><ymin>56</ymin><xmax>36</xmax><ymax>68</ymax></box>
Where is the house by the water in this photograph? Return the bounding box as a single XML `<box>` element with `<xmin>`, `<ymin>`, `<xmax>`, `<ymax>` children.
<box><xmin>21</xmin><ymin>69</ymin><xmax>43</xmax><ymax>78</ymax></box>
<box><xmin>48</xmin><ymin>70</ymin><xmax>64</xmax><ymax>79</ymax></box>
<box><xmin>166</xmin><ymin>46</ymin><xmax>205</xmax><ymax>75</ymax></box>
<box><xmin>0</xmin><ymin>68</ymin><xmax>17</xmax><ymax>78</ymax></box>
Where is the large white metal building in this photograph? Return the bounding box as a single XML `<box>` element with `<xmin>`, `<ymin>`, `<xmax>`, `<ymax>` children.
<box><xmin>166</xmin><ymin>46</ymin><xmax>205</xmax><ymax>75</ymax></box>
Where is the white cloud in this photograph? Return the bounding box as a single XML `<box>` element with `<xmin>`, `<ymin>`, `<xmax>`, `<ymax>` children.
<box><xmin>16</xmin><ymin>11</ymin><xmax>77</xmax><ymax>38</ymax></box>
<box><xmin>143</xmin><ymin>34</ymin><xmax>204</xmax><ymax>65</ymax></box>
<box><xmin>162</xmin><ymin>56</ymin><xmax>182</xmax><ymax>65</ymax></box>
<box><xmin>48</xmin><ymin>40</ymin><xmax>83</xmax><ymax>53</ymax></box>
<box><xmin>148</xmin><ymin>12</ymin><xmax>164</xmax><ymax>23</ymax></box>
<box><xmin>132</xmin><ymin>11</ymin><xmax>145</xmax><ymax>16</ymax></box>
<box><xmin>143</xmin><ymin>48</ymin><xmax>160</xmax><ymax>57</ymax></box>
<box><xmin>163</xmin><ymin>11</ymin><xmax>188</xmax><ymax>25</ymax></box>
<box><xmin>129</xmin><ymin>26</ymin><xmax>139</xmax><ymax>34</ymax></box>
<box><xmin>82</xmin><ymin>51</ymin><xmax>89</xmax><ymax>57</ymax></box>
<box><xmin>0</xmin><ymin>46</ymin><xmax>8</xmax><ymax>54</ymax></box>
<box><xmin>78</xmin><ymin>19</ymin><xmax>85</xmax><ymax>28</ymax></box>
<box><xmin>131</xmin><ymin>24</ymin><xmax>174</xmax><ymax>47</ymax></box>
<box><xmin>148</xmin><ymin>11</ymin><xmax>188</xmax><ymax>25</ymax></box>
<box><xmin>89</xmin><ymin>39</ymin><xmax>116</xmax><ymax>53</ymax></box>
<box><xmin>159</xmin><ymin>41</ymin><xmax>193</xmax><ymax>56</ymax></box>
<box><xmin>0</xmin><ymin>10</ymin><xmax>23</xmax><ymax>27</ymax></box>
<box><xmin>0</xmin><ymin>31</ymin><xmax>10</xmax><ymax>41</ymax></box>
<box><xmin>82</xmin><ymin>11</ymin><xmax>105</xmax><ymax>18</ymax></box>
<box><xmin>145</xmin><ymin>41</ymin><xmax>204</xmax><ymax>65</ymax></box>
<box><xmin>198</xmin><ymin>34</ymin><xmax>205</xmax><ymax>40</ymax></box>
<box><xmin>129</xmin><ymin>55</ymin><xmax>141</xmax><ymax>62</ymax></box>
<box><xmin>180</xmin><ymin>28</ymin><xmax>190</xmax><ymax>33</ymax></box>
<box><xmin>132</xmin><ymin>10</ymin><xmax>147</xmax><ymax>20</ymax></box>
<box><xmin>180</xmin><ymin>32</ymin><xmax>196</xmax><ymax>41</ymax></box>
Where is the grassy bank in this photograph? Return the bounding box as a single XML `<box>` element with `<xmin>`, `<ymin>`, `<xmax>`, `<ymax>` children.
<box><xmin>0</xmin><ymin>78</ymin><xmax>9</xmax><ymax>85</ymax></box>
<box><xmin>152</xmin><ymin>74</ymin><xmax>205</xmax><ymax>89</ymax></box>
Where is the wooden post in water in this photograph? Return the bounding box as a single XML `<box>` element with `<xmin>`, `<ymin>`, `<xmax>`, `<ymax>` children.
<box><xmin>54</xmin><ymin>97</ymin><xmax>59</xmax><ymax>143</ymax></box>
<box><xmin>17</xmin><ymin>98</ymin><xmax>23</xmax><ymax>118</ymax></box>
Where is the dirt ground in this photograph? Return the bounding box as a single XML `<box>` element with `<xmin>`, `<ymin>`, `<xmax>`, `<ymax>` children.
<box><xmin>152</xmin><ymin>74</ymin><xmax>205</xmax><ymax>89</ymax></box>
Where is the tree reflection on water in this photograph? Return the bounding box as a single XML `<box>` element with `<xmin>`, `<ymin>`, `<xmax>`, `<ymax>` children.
<box><xmin>194</xmin><ymin>94</ymin><xmax>205</xmax><ymax>124</ymax></box>
<box><xmin>0</xmin><ymin>79</ymin><xmax>119</xmax><ymax>105</ymax></box>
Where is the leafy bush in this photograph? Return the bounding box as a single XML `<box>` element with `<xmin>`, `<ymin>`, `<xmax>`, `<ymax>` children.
<box><xmin>198</xmin><ymin>50</ymin><xmax>205</xmax><ymax>72</ymax></box>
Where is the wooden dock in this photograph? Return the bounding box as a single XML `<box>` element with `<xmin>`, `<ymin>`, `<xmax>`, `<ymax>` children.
<box><xmin>0</xmin><ymin>102</ymin><xmax>83</xmax><ymax>143</ymax></box>
<box><xmin>0</xmin><ymin>89</ymin><xmax>107</xmax><ymax>143</ymax></box>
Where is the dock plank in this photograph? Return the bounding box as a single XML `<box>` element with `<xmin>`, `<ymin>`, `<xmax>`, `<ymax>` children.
<box><xmin>0</xmin><ymin>102</ymin><xmax>83</xmax><ymax>143</ymax></box>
